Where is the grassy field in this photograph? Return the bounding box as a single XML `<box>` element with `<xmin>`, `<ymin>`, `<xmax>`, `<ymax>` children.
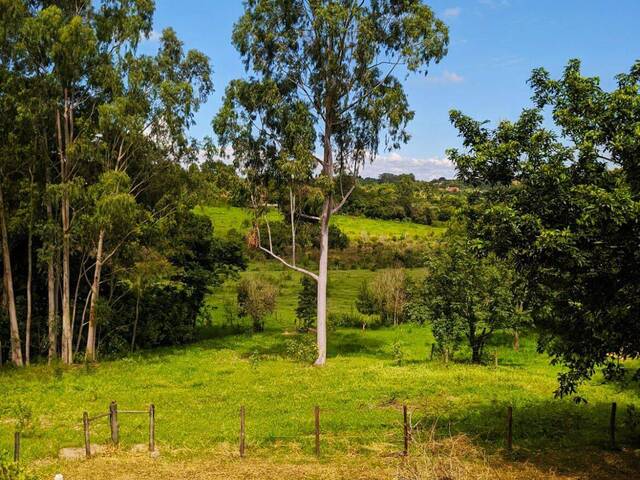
<box><xmin>2</xmin><ymin>263</ymin><xmax>640</xmax><ymax>479</ymax></box>
<box><xmin>194</xmin><ymin>205</ymin><xmax>446</xmax><ymax>240</ymax></box>
<box><xmin>1</xmin><ymin>323</ymin><xmax>639</xmax><ymax>478</ymax></box>
<box><xmin>2</xmin><ymin>211</ymin><xmax>639</xmax><ymax>479</ymax></box>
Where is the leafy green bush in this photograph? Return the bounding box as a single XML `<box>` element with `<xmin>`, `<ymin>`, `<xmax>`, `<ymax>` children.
<box><xmin>295</xmin><ymin>276</ymin><xmax>317</xmax><ymax>331</ymax></box>
<box><xmin>284</xmin><ymin>335</ymin><xmax>318</xmax><ymax>363</ymax></box>
<box><xmin>0</xmin><ymin>450</ymin><xmax>35</xmax><ymax>480</ymax></box>
<box><xmin>237</xmin><ymin>277</ymin><xmax>277</xmax><ymax>332</ymax></box>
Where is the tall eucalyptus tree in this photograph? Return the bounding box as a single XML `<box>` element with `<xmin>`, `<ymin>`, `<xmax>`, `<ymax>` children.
<box><xmin>215</xmin><ymin>0</ymin><xmax>448</xmax><ymax>364</ymax></box>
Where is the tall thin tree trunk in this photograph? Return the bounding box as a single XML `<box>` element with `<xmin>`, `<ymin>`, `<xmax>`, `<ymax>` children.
<box><xmin>315</xmin><ymin>198</ymin><xmax>330</xmax><ymax>366</ymax></box>
<box><xmin>24</xmin><ymin>168</ymin><xmax>34</xmax><ymax>366</ymax></box>
<box><xmin>57</xmin><ymin>98</ymin><xmax>73</xmax><ymax>365</ymax></box>
<box><xmin>75</xmin><ymin>290</ymin><xmax>92</xmax><ymax>354</ymax></box>
<box><xmin>314</xmin><ymin>116</ymin><xmax>333</xmax><ymax>366</ymax></box>
<box><xmin>25</xmin><ymin>223</ymin><xmax>32</xmax><ymax>366</ymax></box>
<box><xmin>289</xmin><ymin>186</ymin><xmax>296</xmax><ymax>266</ymax></box>
<box><xmin>0</xmin><ymin>184</ymin><xmax>23</xmax><ymax>367</ymax></box>
<box><xmin>513</xmin><ymin>329</ymin><xmax>519</xmax><ymax>352</ymax></box>
<box><xmin>131</xmin><ymin>292</ymin><xmax>140</xmax><ymax>353</ymax></box>
<box><xmin>46</xmin><ymin>163</ymin><xmax>57</xmax><ymax>364</ymax></box>
<box><xmin>86</xmin><ymin>228</ymin><xmax>104</xmax><ymax>361</ymax></box>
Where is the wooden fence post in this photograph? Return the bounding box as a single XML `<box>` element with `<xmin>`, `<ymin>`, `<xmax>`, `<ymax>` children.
<box><xmin>239</xmin><ymin>406</ymin><xmax>245</xmax><ymax>458</ymax></box>
<box><xmin>430</xmin><ymin>343</ymin><xmax>435</xmax><ymax>361</ymax></box>
<box><xmin>494</xmin><ymin>351</ymin><xmax>498</xmax><ymax>368</ymax></box>
<box><xmin>83</xmin><ymin>412</ymin><xmax>91</xmax><ymax>459</ymax></box>
<box><xmin>610</xmin><ymin>402</ymin><xmax>617</xmax><ymax>450</ymax></box>
<box><xmin>149</xmin><ymin>404</ymin><xmax>156</xmax><ymax>452</ymax></box>
<box><xmin>109</xmin><ymin>401</ymin><xmax>119</xmax><ymax>445</ymax></box>
<box><xmin>314</xmin><ymin>406</ymin><xmax>320</xmax><ymax>457</ymax></box>
<box><xmin>506</xmin><ymin>406</ymin><xmax>513</xmax><ymax>451</ymax></box>
<box><xmin>403</xmin><ymin>404</ymin><xmax>409</xmax><ymax>456</ymax></box>
<box><xmin>13</xmin><ymin>431</ymin><xmax>20</xmax><ymax>462</ymax></box>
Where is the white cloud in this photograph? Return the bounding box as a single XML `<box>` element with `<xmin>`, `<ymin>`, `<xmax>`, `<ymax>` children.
<box><xmin>443</xmin><ymin>7</ymin><xmax>461</xmax><ymax>18</ymax></box>
<box><xmin>143</xmin><ymin>30</ymin><xmax>163</xmax><ymax>44</ymax></box>
<box><xmin>427</xmin><ymin>70</ymin><xmax>464</xmax><ymax>84</ymax></box>
<box><xmin>362</xmin><ymin>153</ymin><xmax>456</xmax><ymax>180</ymax></box>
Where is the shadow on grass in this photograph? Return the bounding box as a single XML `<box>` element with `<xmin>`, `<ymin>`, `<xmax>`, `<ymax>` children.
<box><xmin>328</xmin><ymin>331</ymin><xmax>386</xmax><ymax>358</ymax></box>
<box><xmin>410</xmin><ymin>397</ymin><xmax>640</xmax><ymax>480</ymax></box>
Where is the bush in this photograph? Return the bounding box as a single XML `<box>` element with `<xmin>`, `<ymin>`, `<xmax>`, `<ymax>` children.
<box><xmin>296</xmin><ymin>276</ymin><xmax>317</xmax><ymax>331</ymax></box>
<box><xmin>328</xmin><ymin>310</ymin><xmax>379</xmax><ymax>330</ymax></box>
<box><xmin>391</xmin><ymin>339</ymin><xmax>405</xmax><ymax>366</ymax></box>
<box><xmin>237</xmin><ymin>277</ymin><xmax>277</xmax><ymax>332</ymax></box>
<box><xmin>0</xmin><ymin>450</ymin><xmax>35</xmax><ymax>480</ymax></box>
<box><xmin>355</xmin><ymin>269</ymin><xmax>409</xmax><ymax>325</ymax></box>
<box><xmin>285</xmin><ymin>335</ymin><xmax>318</xmax><ymax>363</ymax></box>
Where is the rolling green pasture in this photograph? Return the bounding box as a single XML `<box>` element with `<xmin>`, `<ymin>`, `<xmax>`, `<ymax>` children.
<box><xmin>194</xmin><ymin>205</ymin><xmax>445</xmax><ymax>240</ymax></box>
<box><xmin>1</xmin><ymin>208</ymin><xmax>639</xmax><ymax>478</ymax></box>
<box><xmin>1</xmin><ymin>264</ymin><xmax>639</xmax><ymax>478</ymax></box>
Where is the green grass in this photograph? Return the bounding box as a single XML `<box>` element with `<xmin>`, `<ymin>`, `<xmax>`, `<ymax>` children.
<box><xmin>194</xmin><ymin>205</ymin><xmax>280</xmax><ymax>237</ymax></box>
<box><xmin>2</xmin><ymin>327</ymin><xmax>639</xmax><ymax>477</ymax></box>
<box><xmin>194</xmin><ymin>205</ymin><xmax>445</xmax><ymax>240</ymax></box>
<box><xmin>331</xmin><ymin>214</ymin><xmax>446</xmax><ymax>240</ymax></box>
<box><xmin>2</xmin><ymin>265</ymin><xmax>639</xmax><ymax>478</ymax></box>
<box><xmin>204</xmin><ymin>264</ymin><xmax>426</xmax><ymax>331</ymax></box>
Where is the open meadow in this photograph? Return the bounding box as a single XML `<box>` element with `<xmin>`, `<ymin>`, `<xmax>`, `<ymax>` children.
<box><xmin>2</xmin><ymin>245</ymin><xmax>640</xmax><ymax>479</ymax></box>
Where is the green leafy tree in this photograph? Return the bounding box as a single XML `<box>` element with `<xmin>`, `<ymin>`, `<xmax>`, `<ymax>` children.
<box><xmin>215</xmin><ymin>0</ymin><xmax>448</xmax><ymax>364</ymax></box>
<box><xmin>447</xmin><ymin>59</ymin><xmax>640</xmax><ymax>394</ymax></box>
<box><xmin>296</xmin><ymin>276</ymin><xmax>317</xmax><ymax>332</ymax></box>
<box><xmin>356</xmin><ymin>268</ymin><xmax>408</xmax><ymax>325</ymax></box>
<box><xmin>412</xmin><ymin>235</ymin><xmax>522</xmax><ymax>363</ymax></box>
<box><xmin>121</xmin><ymin>249</ymin><xmax>177</xmax><ymax>352</ymax></box>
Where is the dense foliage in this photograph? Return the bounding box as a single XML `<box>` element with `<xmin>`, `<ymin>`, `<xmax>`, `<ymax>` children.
<box><xmin>214</xmin><ymin>0</ymin><xmax>449</xmax><ymax>364</ymax></box>
<box><xmin>448</xmin><ymin>59</ymin><xmax>640</xmax><ymax>394</ymax></box>
<box><xmin>237</xmin><ymin>277</ymin><xmax>277</xmax><ymax>332</ymax></box>
<box><xmin>296</xmin><ymin>276</ymin><xmax>317</xmax><ymax>332</ymax></box>
<box><xmin>0</xmin><ymin>1</ymin><xmax>244</xmax><ymax>365</ymax></box>
<box><xmin>343</xmin><ymin>174</ymin><xmax>464</xmax><ymax>224</ymax></box>
<box><xmin>409</xmin><ymin>233</ymin><xmax>524</xmax><ymax>363</ymax></box>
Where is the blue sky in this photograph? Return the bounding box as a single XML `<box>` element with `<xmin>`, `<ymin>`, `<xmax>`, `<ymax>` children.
<box><xmin>142</xmin><ymin>0</ymin><xmax>640</xmax><ymax>179</ymax></box>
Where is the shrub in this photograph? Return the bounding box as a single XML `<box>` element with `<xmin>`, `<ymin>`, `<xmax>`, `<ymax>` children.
<box><xmin>0</xmin><ymin>449</ymin><xmax>35</xmax><ymax>480</ymax></box>
<box><xmin>391</xmin><ymin>339</ymin><xmax>405</xmax><ymax>366</ymax></box>
<box><xmin>295</xmin><ymin>276</ymin><xmax>317</xmax><ymax>331</ymax></box>
<box><xmin>237</xmin><ymin>277</ymin><xmax>277</xmax><ymax>332</ymax></box>
<box><xmin>355</xmin><ymin>269</ymin><xmax>409</xmax><ymax>325</ymax></box>
<box><xmin>285</xmin><ymin>335</ymin><xmax>318</xmax><ymax>363</ymax></box>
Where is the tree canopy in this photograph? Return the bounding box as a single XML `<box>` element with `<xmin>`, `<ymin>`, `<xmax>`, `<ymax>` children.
<box><xmin>448</xmin><ymin>59</ymin><xmax>640</xmax><ymax>395</ymax></box>
<box><xmin>214</xmin><ymin>0</ymin><xmax>449</xmax><ymax>365</ymax></box>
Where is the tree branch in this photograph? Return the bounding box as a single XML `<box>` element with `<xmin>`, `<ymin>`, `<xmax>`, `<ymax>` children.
<box><xmin>332</xmin><ymin>184</ymin><xmax>356</xmax><ymax>214</ymax></box>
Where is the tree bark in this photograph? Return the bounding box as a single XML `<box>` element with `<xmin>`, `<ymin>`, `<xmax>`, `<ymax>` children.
<box><xmin>131</xmin><ymin>292</ymin><xmax>140</xmax><ymax>353</ymax></box>
<box><xmin>57</xmin><ymin>99</ymin><xmax>73</xmax><ymax>365</ymax></box>
<box><xmin>314</xmin><ymin>113</ymin><xmax>334</xmax><ymax>366</ymax></box>
<box><xmin>25</xmin><ymin>223</ymin><xmax>32</xmax><ymax>366</ymax></box>
<box><xmin>315</xmin><ymin>197</ymin><xmax>330</xmax><ymax>366</ymax></box>
<box><xmin>471</xmin><ymin>344</ymin><xmax>482</xmax><ymax>363</ymax></box>
<box><xmin>86</xmin><ymin>228</ymin><xmax>104</xmax><ymax>362</ymax></box>
<box><xmin>45</xmin><ymin>162</ymin><xmax>57</xmax><ymax>364</ymax></box>
<box><xmin>0</xmin><ymin>184</ymin><xmax>23</xmax><ymax>367</ymax></box>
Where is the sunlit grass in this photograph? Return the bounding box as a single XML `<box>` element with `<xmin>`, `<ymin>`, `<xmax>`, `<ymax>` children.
<box><xmin>194</xmin><ymin>205</ymin><xmax>445</xmax><ymax>240</ymax></box>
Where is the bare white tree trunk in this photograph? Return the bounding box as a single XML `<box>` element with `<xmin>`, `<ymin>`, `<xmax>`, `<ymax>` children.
<box><xmin>57</xmin><ymin>94</ymin><xmax>74</xmax><ymax>365</ymax></box>
<box><xmin>86</xmin><ymin>228</ymin><xmax>104</xmax><ymax>362</ymax></box>
<box><xmin>46</xmin><ymin>163</ymin><xmax>57</xmax><ymax>364</ymax></box>
<box><xmin>25</xmin><ymin>223</ymin><xmax>32</xmax><ymax>365</ymax></box>
<box><xmin>314</xmin><ymin>198</ymin><xmax>331</xmax><ymax>366</ymax></box>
